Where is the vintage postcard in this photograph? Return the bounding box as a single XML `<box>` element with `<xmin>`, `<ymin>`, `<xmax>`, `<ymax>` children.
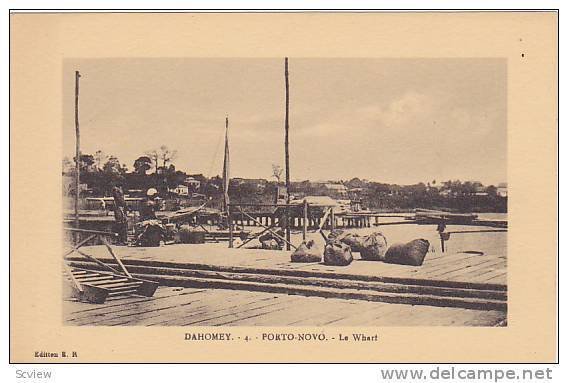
<box><xmin>10</xmin><ymin>11</ymin><xmax>557</xmax><ymax>362</ymax></box>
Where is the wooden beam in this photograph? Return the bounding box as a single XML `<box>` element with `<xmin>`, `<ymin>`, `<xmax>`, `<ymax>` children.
<box><xmin>75</xmin><ymin>248</ymin><xmax>122</xmax><ymax>274</ymax></box>
<box><xmin>63</xmin><ymin>234</ymin><xmax>98</xmax><ymax>258</ymax></box>
<box><xmin>446</xmin><ymin>229</ymin><xmax>508</xmax><ymax>235</ymax></box>
<box><xmin>228</xmin><ymin>203</ymin><xmax>296</xmax><ymax>207</ymax></box>
<box><xmin>284</xmin><ymin>57</ymin><xmax>291</xmax><ymax>251</ymax></box>
<box><xmin>74</xmin><ymin>70</ymin><xmax>81</xmax><ymax>229</ymax></box>
<box><xmin>239</xmin><ymin>209</ymin><xmax>298</xmax><ymax>250</ymax></box>
<box><xmin>330</xmin><ymin>207</ymin><xmax>335</xmax><ymax>231</ymax></box>
<box><xmin>228</xmin><ymin>211</ymin><xmax>234</xmax><ymax>248</ymax></box>
<box><xmin>302</xmin><ymin>200</ymin><xmax>308</xmax><ymax>241</ymax></box>
<box><xmin>63</xmin><ymin>261</ymin><xmax>83</xmax><ymax>292</ymax></box>
<box><xmin>64</xmin><ymin>227</ymin><xmax>118</xmax><ymax>237</ymax></box>
<box><xmin>101</xmin><ymin>237</ymin><xmax>132</xmax><ymax>278</ymax></box>
<box><xmin>318</xmin><ymin>207</ymin><xmax>332</xmax><ymax>231</ymax></box>
<box><xmin>237</xmin><ymin>224</ymin><xmax>276</xmax><ymax>249</ymax></box>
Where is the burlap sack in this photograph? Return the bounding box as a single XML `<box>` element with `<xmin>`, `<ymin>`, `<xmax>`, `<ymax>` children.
<box><xmin>261</xmin><ymin>239</ymin><xmax>282</xmax><ymax>250</ymax></box>
<box><xmin>341</xmin><ymin>233</ymin><xmax>366</xmax><ymax>253</ymax></box>
<box><xmin>328</xmin><ymin>230</ymin><xmax>365</xmax><ymax>252</ymax></box>
<box><xmin>323</xmin><ymin>240</ymin><xmax>353</xmax><ymax>266</ymax></box>
<box><xmin>178</xmin><ymin>224</ymin><xmax>193</xmax><ymax>243</ymax></box>
<box><xmin>359</xmin><ymin>232</ymin><xmax>388</xmax><ymax>261</ymax></box>
<box><xmin>136</xmin><ymin>220</ymin><xmax>164</xmax><ymax>247</ymax></box>
<box><xmin>291</xmin><ymin>240</ymin><xmax>322</xmax><ymax>263</ymax></box>
<box><xmin>384</xmin><ymin>238</ymin><xmax>430</xmax><ymax>266</ymax></box>
<box><xmin>327</xmin><ymin>229</ymin><xmax>346</xmax><ymax>242</ymax></box>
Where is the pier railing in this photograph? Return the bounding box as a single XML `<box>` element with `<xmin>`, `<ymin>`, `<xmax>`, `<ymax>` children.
<box><xmin>227</xmin><ymin>202</ymin><xmax>307</xmax><ymax>250</ymax></box>
<box><xmin>227</xmin><ymin>202</ymin><xmax>347</xmax><ymax>250</ymax></box>
<box><xmin>227</xmin><ymin>203</ymin><xmax>508</xmax><ymax>254</ymax></box>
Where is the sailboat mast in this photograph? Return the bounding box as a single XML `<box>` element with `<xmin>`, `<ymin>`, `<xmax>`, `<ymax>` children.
<box><xmin>223</xmin><ymin>116</ymin><xmax>230</xmax><ymax>215</ymax></box>
<box><xmin>284</xmin><ymin>58</ymin><xmax>291</xmax><ymax>250</ymax></box>
<box><xmin>74</xmin><ymin>71</ymin><xmax>81</xmax><ymax>229</ymax></box>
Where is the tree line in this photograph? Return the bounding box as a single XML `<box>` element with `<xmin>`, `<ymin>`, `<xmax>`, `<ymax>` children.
<box><xmin>63</xmin><ymin>150</ymin><xmax>506</xmax><ymax>213</ymax></box>
<box><xmin>63</xmin><ymin>146</ymin><xmax>194</xmax><ymax>196</ymax></box>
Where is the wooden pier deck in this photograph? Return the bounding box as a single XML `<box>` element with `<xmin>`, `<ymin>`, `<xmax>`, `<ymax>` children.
<box><xmin>65</xmin><ymin>236</ymin><xmax>507</xmax><ymax>326</ymax></box>
<box><xmin>63</xmin><ymin>286</ymin><xmax>506</xmax><ymax>326</ymax></box>
<box><xmin>72</xmin><ymin>243</ymin><xmax>506</xmax><ymax>287</ymax></box>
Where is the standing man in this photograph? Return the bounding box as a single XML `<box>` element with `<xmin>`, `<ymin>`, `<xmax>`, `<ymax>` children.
<box><xmin>111</xmin><ymin>184</ymin><xmax>129</xmax><ymax>244</ymax></box>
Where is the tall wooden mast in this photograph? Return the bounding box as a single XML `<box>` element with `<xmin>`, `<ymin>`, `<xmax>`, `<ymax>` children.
<box><xmin>222</xmin><ymin>115</ymin><xmax>230</xmax><ymax>215</ymax></box>
<box><xmin>284</xmin><ymin>58</ymin><xmax>291</xmax><ymax>250</ymax></box>
<box><xmin>74</xmin><ymin>71</ymin><xmax>81</xmax><ymax>228</ymax></box>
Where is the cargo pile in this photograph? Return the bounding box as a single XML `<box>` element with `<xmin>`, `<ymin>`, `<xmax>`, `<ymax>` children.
<box><xmin>290</xmin><ymin>229</ymin><xmax>430</xmax><ymax>267</ymax></box>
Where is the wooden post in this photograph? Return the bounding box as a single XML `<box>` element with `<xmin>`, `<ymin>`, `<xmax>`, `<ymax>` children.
<box><xmin>74</xmin><ymin>70</ymin><xmax>81</xmax><ymax>229</ymax></box>
<box><xmin>228</xmin><ymin>208</ymin><xmax>234</xmax><ymax>248</ymax></box>
<box><xmin>284</xmin><ymin>57</ymin><xmax>291</xmax><ymax>251</ymax></box>
<box><xmin>239</xmin><ymin>209</ymin><xmax>298</xmax><ymax>250</ymax></box>
<box><xmin>330</xmin><ymin>208</ymin><xmax>335</xmax><ymax>231</ymax></box>
<box><xmin>302</xmin><ymin>200</ymin><xmax>308</xmax><ymax>241</ymax></box>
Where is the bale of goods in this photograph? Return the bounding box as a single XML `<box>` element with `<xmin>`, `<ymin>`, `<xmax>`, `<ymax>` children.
<box><xmin>341</xmin><ymin>233</ymin><xmax>366</xmax><ymax>253</ymax></box>
<box><xmin>259</xmin><ymin>229</ymin><xmax>285</xmax><ymax>243</ymax></box>
<box><xmin>178</xmin><ymin>225</ymin><xmax>206</xmax><ymax>244</ymax></box>
<box><xmin>327</xmin><ymin>229</ymin><xmax>346</xmax><ymax>242</ymax></box>
<box><xmin>291</xmin><ymin>240</ymin><xmax>322</xmax><ymax>263</ymax></box>
<box><xmin>164</xmin><ymin>223</ymin><xmax>177</xmax><ymax>242</ymax></box>
<box><xmin>261</xmin><ymin>239</ymin><xmax>282</xmax><ymax>250</ymax></box>
<box><xmin>178</xmin><ymin>225</ymin><xmax>192</xmax><ymax>243</ymax></box>
<box><xmin>188</xmin><ymin>231</ymin><xmax>206</xmax><ymax>244</ymax></box>
<box><xmin>323</xmin><ymin>241</ymin><xmax>353</xmax><ymax>266</ymax></box>
<box><xmin>359</xmin><ymin>232</ymin><xmax>388</xmax><ymax>261</ymax></box>
<box><xmin>136</xmin><ymin>221</ymin><xmax>164</xmax><ymax>247</ymax></box>
<box><xmin>328</xmin><ymin>230</ymin><xmax>365</xmax><ymax>252</ymax></box>
<box><xmin>384</xmin><ymin>238</ymin><xmax>430</xmax><ymax>266</ymax></box>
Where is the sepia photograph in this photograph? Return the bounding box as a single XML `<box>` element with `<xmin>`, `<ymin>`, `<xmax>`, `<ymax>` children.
<box><xmin>61</xmin><ymin>57</ymin><xmax>508</xmax><ymax>327</ymax></box>
<box><xmin>9</xmin><ymin>11</ymin><xmax>557</xmax><ymax>363</ymax></box>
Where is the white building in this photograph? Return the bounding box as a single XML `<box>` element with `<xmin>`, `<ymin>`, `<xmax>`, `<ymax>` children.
<box><xmin>323</xmin><ymin>182</ymin><xmax>349</xmax><ymax>198</ymax></box>
<box><xmin>497</xmin><ymin>182</ymin><xmax>508</xmax><ymax>198</ymax></box>
<box><xmin>170</xmin><ymin>184</ymin><xmax>190</xmax><ymax>196</ymax></box>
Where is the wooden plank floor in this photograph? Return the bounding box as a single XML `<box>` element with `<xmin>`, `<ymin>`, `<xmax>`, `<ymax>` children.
<box><xmin>77</xmin><ymin>242</ymin><xmax>506</xmax><ymax>286</ymax></box>
<box><xmin>63</xmin><ymin>287</ymin><xmax>506</xmax><ymax>327</ymax></box>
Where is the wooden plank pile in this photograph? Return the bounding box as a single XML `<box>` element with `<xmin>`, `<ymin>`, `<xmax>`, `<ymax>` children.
<box><xmin>63</xmin><ymin>267</ymin><xmax>159</xmax><ymax>304</ymax></box>
<box><xmin>63</xmin><ymin>227</ymin><xmax>158</xmax><ymax>304</ymax></box>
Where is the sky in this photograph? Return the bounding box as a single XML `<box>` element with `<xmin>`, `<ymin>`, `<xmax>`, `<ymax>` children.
<box><xmin>62</xmin><ymin>58</ymin><xmax>507</xmax><ymax>186</ymax></box>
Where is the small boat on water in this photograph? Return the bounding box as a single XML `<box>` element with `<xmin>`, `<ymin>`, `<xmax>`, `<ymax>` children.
<box><xmin>414</xmin><ymin>208</ymin><xmax>478</xmax><ymax>224</ymax></box>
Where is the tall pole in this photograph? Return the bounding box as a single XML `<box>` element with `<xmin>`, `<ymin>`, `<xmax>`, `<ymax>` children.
<box><xmin>74</xmin><ymin>71</ymin><xmax>81</xmax><ymax>229</ymax></box>
<box><xmin>302</xmin><ymin>199</ymin><xmax>308</xmax><ymax>241</ymax></box>
<box><xmin>224</xmin><ymin>116</ymin><xmax>233</xmax><ymax>248</ymax></box>
<box><xmin>284</xmin><ymin>58</ymin><xmax>291</xmax><ymax>250</ymax></box>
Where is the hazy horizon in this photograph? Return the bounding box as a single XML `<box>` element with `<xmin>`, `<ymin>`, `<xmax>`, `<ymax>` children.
<box><xmin>62</xmin><ymin>58</ymin><xmax>507</xmax><ymax>186</ymax></box>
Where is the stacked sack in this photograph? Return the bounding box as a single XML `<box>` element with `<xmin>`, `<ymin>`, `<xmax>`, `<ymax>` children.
<box><xmin>323</xmin><ymin>240</ymin><xmax>353</xmax><ymax>266</ymax></box>
<box><xmin>259</xmin><ymin>229</ymin><xmax>284</xmax><ymax>250</ymax></box>
<box><xmin>291</xmin><ymin>240</ymin><xmax>322</xmax><ymax>263</ymax></box>
<box><xmin>262</xmin><ymin>239</ymin><xmax>282</xmax><ymax>250</ymax></box>
<box><xmin>384</xmin><ymin>239</ymin><xmax>430</xmax><ymax>266</ymax></box>
<box><xmin>359</xmin><ymin>232</ymin><xmax>388</xmax><ymax>261</ymax></box>
<box><xmin>340</xmin><ymin>232</ymin><xmax>366</xmax><ymax>253</ymax></box>
<box><xmin>288</xmin><ymin>230</ymin><xmax>429</xmax><ymax>268</ymax></box>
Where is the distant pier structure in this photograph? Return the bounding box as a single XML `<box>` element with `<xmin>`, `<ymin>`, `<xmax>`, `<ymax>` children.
<box><xmin>229</xmin><ymin>196</ymin><xmax>392</xmax><ymax>230</ymax></box>
<box><xmin>229</xmin><ymin>210</ymin><xmax>377</xmax><ymax>229</ymax></box>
